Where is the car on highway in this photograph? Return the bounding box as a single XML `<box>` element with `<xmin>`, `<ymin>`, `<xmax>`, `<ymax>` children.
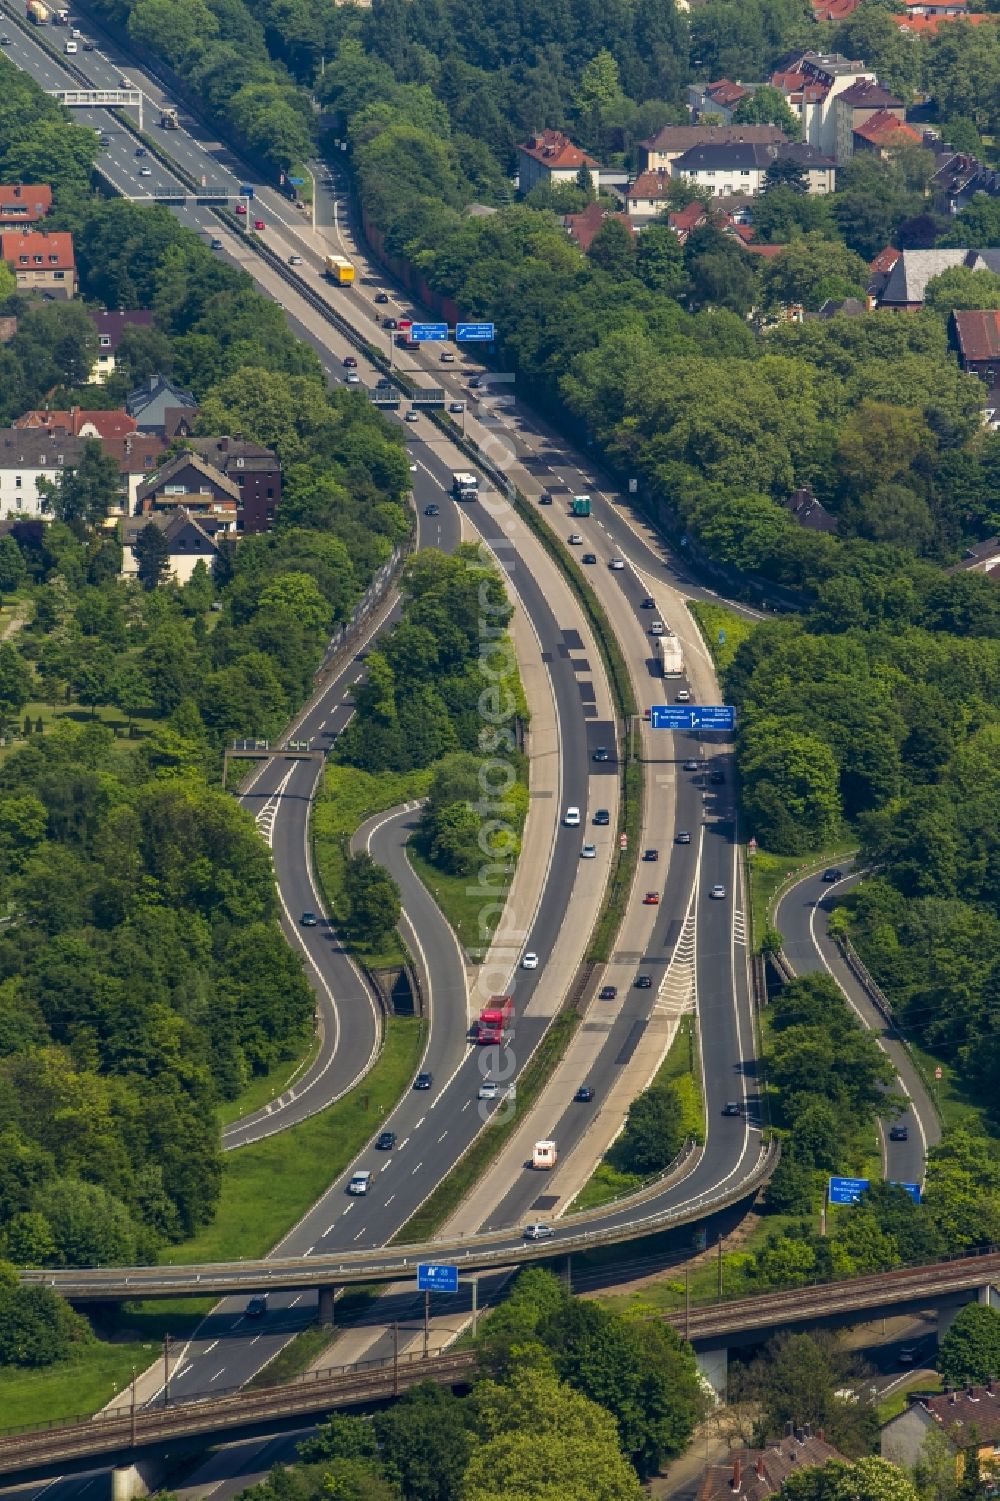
<box><xmin>593</xmin><ymin>746</ymin><xmax>610</xmax><ymax>762</ymax></box>
<box><xmin>0</xmin><ymin>36</ymin><xmax>10</xmax><ymax>45</ymax></box>
<box><xmin>822</xmin><ymin>868</ymin><xmax>843</xmax><ymax>883</ymax></box>
<box><xmin>899</xmin><ymin>1345</ymin><xmax>921</xmax><ymax>1364</ymax></box>
<box><xmin>643</xmin><ymin>892</ymin><xmax>660</xmax><ymax>905</ymax></box>
<box><xmin>478</xmin><ymin>1080</ymin><xmax>499</xmax><ymax>1100</ymax></box>
<box><xmin>651</xmin><ymin>621</ymin><xmax>665</xmax><ymax>635</ymax></box>
<box><xmin>375</xmin><ymin>1131</ymin><xmax>396</xmax><ymax>1150</ymax></box>
<box><xmin>523</xmin><ymin>1223</ymin><xmax>554</xmax><ymax>1241</ymax></box>
<box><xmin>468</xmin><ymin>376</ymin><xmax>482</xmax><ymax>388</ymax></box>
<box><xmin>641</xmin><ymin>596</ymin><xmax>655</xmax><ymax>609</ymax></box>
<box><xmin>343</xmin><ymin>355</ymin><xmax>358</xmax><ymax>367</ymax></box>
<box><xmin>575</xmin><ymin>1086</ymin><xmax>594</xmax><ymax>1103</ymax></box>
<box><xmin>405</xmin><ymin>411</ymin><xmax>419</xmax><ymax>423</ymax></box>
<box><xmin>347</xmin><ymin>1170</ymin><xmax>374</xmax><ymax>1195</ymax></box>
<box><xmin>413</xmin><ymin>1071</ymin><xmax>433</xmax><ymax>1090</ymax></box>
<box><xmin>593</xmin><ymin>809</ymin><xmax>610</xmax><ymax>827</ymax></box>
<box><xmin>522</xmin><ymin>952</ymin><xmax>538</xmax><ymax>969</ymax></box>
<box><xmin>346</xmin><ymin>373</ymin><xmax>361</xmax><ymax>385</ymax></box>
<box><xmin>245</xmin><ymin>1295</ymin><xmax>268</xmax><ymax>1317</ymax></box>
<box><xmin>449</xmin><ymin>402</ymin><xmax>464</xmax><ymax>413</ymax></box>
<box><xmin>383</xmin><ymin>317</ymin><xmax>398</xmax><ymax>329</ymax></box>
<box><xmin>709</xmin><ymin>883</ymin><xmax>727</xmax><ymax>900</ymax></box>
<box><xmin>135</xmin><ymin>147</ymin><xmax>147</xmax><ymax>157</ymax></box>
<box><xmin>642</xmin><ymin>848</ymin><xmax>658</xmax><ymax>861</ymax></box>
<box><xmin>299</xmin><ymin>911</ymin><xmax>318</xmax><ymax>926</ymax></box>
<box><xmin>582</xmin><ymin>552</ymin><xmax>597</xmax><ymax>565</ymax></box>
<box><xmin>139</xmin><ymin>167</ymin><xmax>152</xmax><ymax>176</ymax></box>
<box><xmin>375</xmin><ymin>291</ymin><xmax>389</xmax><ymax>303</ymax></box>
<box><xmin>563</xmin><ymin>806</ymin><xmax>581</xmax><ymax>826</ymax></box>
<box><xmin>889</xmin><ymin>1124</ymin><xmax>909</xmax><ymax>1141</ymax></box>
<box><xmin>675</xmin><ymin>831</ymin><xmax>691</xmax><ymax>845</ymax></box>
<box><xmin>253</xmin><ymin>219</ymin><xmax>266</xmax><ymax>230</ymax></box>
<box><xmin>599</xmin><ymin>985</ymin><xmax>618</xmax><ymax>1000</ymax></box>
<box><xmin>289</xmin><ymin>254</ymin><xmax>303</xmax><ymax>265</ymax></box>
<box><xmin>581</xmin><ymin>842</ymin><xmax>597</xmax><ymax>859</ymax></box>
<box><xmin>676</xmin><ymin>689</ymin><xmax>691</xmax><ymax>702</ymax></box>
<box><xmin>440</xmin><ymin>351</ymin><xmax>456</xmax><ymax>362</ymax></box>
<box><xmin>211</xmin><ymin>238</ymin><xmax>224</xmax><ymax>250</ymax></box>
<box><xmin>424</xmin><ymin>504</ymin><xmax>439</xmax><ymax>516</ymax></box>
<box><xmin>635</xmin><ymin>973</ymin><xmax>652</xmax><ymax>989</ymax></box>
<box><xmin>236</xmin><ymin>202</ymin><xmax>248</xmax><ymax>215</ymax></box>
<box><xmin>722</xmin><ymin>1101</ymin><xmax>741</xmax><ymax>1117</ymax></box>
<box><xmin>683</xmin><ymin>759</ymin><xmax>700</xmax><ymax>771</ymax></box>
<box><xmin>568</xmin><ymin>533</ymin><xmax>583</xmax><ymax>545</ymax></box>
<box><xmin>710</xmin><ymin>769</ymin><xmax>725</xmax><ymax>785</ymax></box>
<box><xmin>539</xmin><ymin>492</ymin><xmax>552</xmax><ymax>505</ymax></box>
<box><xmin>609</xmin><ymin>558</ymin><xmax>625</xmax><ymax>570</ymax></box>
<box><xmin>83</xmin><ymin>40</ymin><xmax>95</xmax><ymax>49</ymax></box>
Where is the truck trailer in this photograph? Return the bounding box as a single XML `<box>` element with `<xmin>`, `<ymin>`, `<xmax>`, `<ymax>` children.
<box><xmin>27</xmin><ymin>1</ymin><xmax>51</xmax><ymax>23</ymax></box>
<box><xmin>325</xmin><ymin>254</ymin><xmax>355</xmax><ymax>285</ymax></box>
<box><xmin>160</xmin><ymin>107</ymin><xmax>179</xmax><ymax>129</ymax></box>
<box><xmin>452</xmin><ymin>472</ymin><xmax>478</xmax><ymax>500</ymax></box>
<box><xmin>660</xmin><ymin>637</ymin><xmax>684</xmax><ymax>677</ymax></box>
<box><xmin>571</xmin><ymin>495</ymin><xmax>591</xmax><ymax>516</ymax></box>
<box><xmin>477</xmin><ymin>995</ymin><xmax>514</xmax><ymax>1044</ymax></box>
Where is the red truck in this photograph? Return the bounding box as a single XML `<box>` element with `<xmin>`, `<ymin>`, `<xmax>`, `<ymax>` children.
<box><xmin>477</xmin><ymin>995</ymin><xmax>514</xmax><ymax>1044</ymax></box>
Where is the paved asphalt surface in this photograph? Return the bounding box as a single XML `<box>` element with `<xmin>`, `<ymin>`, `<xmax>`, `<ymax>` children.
<box><xmin>0</xmin><ymin>15</ymin><xmax>775</xmax><ymax>1493</ymax></box>
<box><xmin>775</xmin><ymin>867</ymin><xmax>940</xmax><ymax>1186</ymax></box>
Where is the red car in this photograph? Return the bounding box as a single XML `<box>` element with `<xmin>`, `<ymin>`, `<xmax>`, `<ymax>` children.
<box><xmin>253</xmin><ymin>218</ymin><xmax>266</xmax><ymax>230</ymax></box>
<box><xmin>235</xmin><ymin>202</ymin><xmax>247</xmax><ymax>215</ymax></box>
<box><xmin>643</xmin><ymin>892</ymin><xmax>660</xmax><ymax>906</ymax></box>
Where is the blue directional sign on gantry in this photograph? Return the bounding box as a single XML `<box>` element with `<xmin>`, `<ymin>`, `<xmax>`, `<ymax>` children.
<box><xmin>409</xmin><ymin>323</ymin><xmax>449</xmax><ymax>342</ymax></box>
<box><xmin>650</xmin><ymin>706</ymin><xmax>735</xmax><ymax>731</ymax></box>
<box><xmin>417</xmin><ymin>1263</ymin><xmax>459</xmax><ymax>1293</ymax></box>
<box><xmin>456</xmin><ymin>322</ymin><xmax>495</xmax><ymax>342</ymax></box>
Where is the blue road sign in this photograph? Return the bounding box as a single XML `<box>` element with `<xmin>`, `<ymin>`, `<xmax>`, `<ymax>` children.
<box><xmin>417</xmin><ymin>1263</ymin><xmax>459</xmax><ymax>1294</ymax></box>
<box><xmin>288</xmin><ymin>176</ymin><xmax>305</xmax><ymax>185</ymax></box>
<box><xmin>410</xmin><ymin>323</ymin><xmax>449</xmax><ymax>343</ymax></box>
<box><xmin>456</xmin><ymin>322</ymin><xmax>495</xmax><ymax>342</ymax></box>
<box><xmin>650</xmin><ymin>705</ymin><xmax>736</xmax><ymax>732</ymax></box>
<box><xmin>829</xmin><ymin>1176</ymin><xmax>869</xmax><ymax>1205</ymax></box>
<box><xmin>891</xmin><ymin>1181</ymin><xmax>921</xmax><ymax>1204</ymax></box>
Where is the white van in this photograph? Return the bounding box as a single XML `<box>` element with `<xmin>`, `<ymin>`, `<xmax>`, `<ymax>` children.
<box><xmin>64</xmin><ymin>40</ymin><xmax>78</xmax><ymax>53</ymax></box>
<box><xmin>347</xmin><ymin>1169</ymin><xmax>374</xmax><ymax>1195</ymax></box>
<box><xmin>532</xmin><ymin>1140</ymin><xmax>558</xmax><ymax>1170</ymax></box>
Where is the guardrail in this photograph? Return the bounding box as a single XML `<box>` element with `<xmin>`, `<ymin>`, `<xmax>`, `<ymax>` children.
<box><xmin>835</xmin><ymin>934</ymin><xmax>893</xmax><ymax>1023</ymax></box>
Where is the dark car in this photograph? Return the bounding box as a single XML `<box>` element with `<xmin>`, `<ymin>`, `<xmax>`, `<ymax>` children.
<box><xmin>822</xmin><ymin>868</ymin><xmax>843</xmax><ymax>883</ymax></box>
<box><xmin>582</xmin><ymin>552</ymin><xmax>597</xmax><ymax>565</ymax></box>
<box><xmin>468</xmin><ymin>376</ymin><xmax>482</xmax><ymax>389</ymax></box>
<box><xmin>343</xmin><ymin>355</ymin><xmax>358</xmax><ymax>368</ymax></box>
<box><xmin>0</xmin><ymin>35</ymin><xmax>12</xmax><ymax>44</ymax></box>
<box><xmin>599</xmin><ymin>985</ymin><xmax>618</xmax><ymax>1000</ymax></box>
<box><xmin>245</xmin><ymin>1295</ymin><xmax>267</xmax><ymax>1317</ymax></box>
<box><xmin>210</xmin><ymin>238</ymin><xmax>224</xmax><ymax>250</ymax></box>
<box><xmin>424</xmin><ymin>504</ymin><xmax>440</xmax><ymax>516</ymax></box>
<box><xmin>675</xmin><ymin>831</ymin><xmax>691</xmax><ymax>845</ymax></box>
<box><xmin>383</xmin><ymin>316</ymin><xmax>398</xmax><ymax>329</ymax></box>
<box><xmin>413</xmin><ymin>1071</ymin><xmax>433</xmax><ymax>1090</ymax></box>
<box><xmin>641</xmin><ymin>596</ymin><xmax>656</xmax><ymax>609</ymax></box>
<box><xmin>539</xmin><ymin>492</ymin><xmax>553</xmax><ymax>505</ymax></box>
<box><xmin>299</xmin><ymin>911</ymin><xmax>318</xmax><ymax>927</ymax></box>
<box><xmin>889</xmin><ymin>1124</ymin><xmax>909</xmax><ymax>1142</ymax></box>
<box><xmin>593</xmin><ymin>809</ymin><xmax>610</xmax><ymax>827</ymax></box>
<box><xmin>83</xmin><ymin>39</ymin><xmax>95</xmax><ymax>48</ymax></box>
<box><xmin>722</xmin><ymin>1101</ymin><xmax>741</xmax><ymax>1117</ymax></box>
<box><xmin>574</xmin><ymin>1086</ymin><xmax>594</xmax><ymax>1103</ymax></box>
<box><xmin>375</xmin><ymin>1130</ymin><xmax>397</xmax><ymax>1150</ymax></box>
<box><xmin>683</xmin><ymin>759</ymin><xmax>699</xmax><ymax>772</ymax></box>
<box><xmin>709</xmin><ymin>769</ymin><xmax>725</xmax><ymax>785</ymax></box>
<box><xmin>375</xmin><ymin>291</ymin><xmax>390</xmax><ymax>304</ymax></box>
<box><xmin>135</xmin><ymin>147</ymin><xmax>147</xmax><ymax>157</ymax></box>
<box><xmin>592</xmin><ymin>746</ymin><xmax>610</xmax><ymax>763</ymax></box>
<box><xmin>642</xmin><ymin>848</ymin><xmax>658</xmax><ymax>861</ymax></box>
<box><xmin>635</xmin><ymin>974</ymin><xmax>652</xmax><ymax>989</ymax></box>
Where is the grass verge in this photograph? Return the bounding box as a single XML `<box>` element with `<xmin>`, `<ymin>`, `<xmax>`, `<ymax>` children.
<box><xmin>246</xmin><ymin>1325</ymin><xmax>335</xmax><ymax>1390</ymax></box>
<box><xmin>687</xmin><ymin>600</ymin><xmax>758</xmax><ymax>675</ymax></box>
<box><xmin>877</xmin><ymin>1373</ymin><xmax>941</xmax><ymax>1426</ymax></box>
<box><xmin>748</xmin><ymin>845</ymin><xmax>855</xmax><ymax>953</ymax></box>
<box><xmin>570</xmin><ymin>1016</ymin><xmax>703</xmax><ymax>1213</ymax></box>
<box><xmin>396</xmin><ymin>1012</ymin><xmax>580</xmax><ymax>1243</ymax></box>
<box><xmin>217</xmin><ymin>1030</ymin><xmax>320</xmax><ymax>1128</ymax></box>
<box><xmin>0</xmin><ymin>1338</ymin><xmax>157</xmax><ymax>1433</ymax></box>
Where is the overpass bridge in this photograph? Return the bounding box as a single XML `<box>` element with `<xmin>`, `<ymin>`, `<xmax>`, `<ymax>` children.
<box><xmin>2</xmin><ymin>1248</ymin><xmax>998</xmax><ymax>1483</ymax></box>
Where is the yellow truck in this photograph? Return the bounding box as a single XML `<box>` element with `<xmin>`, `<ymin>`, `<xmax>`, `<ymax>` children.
<box><xmin>325</xmin><ymin>254</ymin><xmax>355</xmax><ymax>286</ymax></box>
<box><xmin>27</xmin><ymin>1</ymin><xmax>51</xmax><ymax>22</ymax></box>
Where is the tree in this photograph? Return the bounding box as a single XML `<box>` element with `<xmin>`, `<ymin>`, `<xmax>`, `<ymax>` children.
<box><xmin>740</xmin><ymin>720</ymin><xmax>842</xmax><ymax>854</ymax></box>
<box><xmin>343</xmin><ymin>852</ymin><xmax>401</xmax><ymax>949</ymax></box>
<box><xmin>765</xmin><ymin>156</ymin><xmax>809</xmax><ymax>195</ymax></box>
<box><xmin>373</xmin><ymin>1383</ymin><xmax>473</xmax><ymax>1501</ymax></box>
<box><xmin>924</xmin><ymin>267</ymin><xmax>1000</xmax><ymax>314</ymax></box>
<box><xmin>938</xmin><ymin>1304</ymin><xmax>1000</xmax><ymax>1387</ymax></box>
<box><xmin>257</xmin><ymin>570</ymin><xmax>331</xmax><ymax>636</ymax></box>
<box><xmin>588</xmin><ymin>217</ymin><xmax>637</xmax><ymax>278</ymax></box>
<box><xmin>635</xmin><ymin>221</ymin><xmax>687</xmax><ymax>296</ymax></box>
<box><xmin>734</xmin><ymin>85</ymin><xmax>801</xmax><ymax>138</ymax></box>
<box><xmin>782</xmin><ymin>1458</ymin><xmax>919</xmax><ymax>1501</ymax></box>
<box><xmin>133</xmin><ymin>522</ymin><xmax>171</xmax><ymax>591</ymax></box>
<box><xmin>609</xmin><ymin>1083</ymin><xmax>684</xmax><ymax>1176</ymax></box>
<box><xmin>0</xmin><ymin>535</ymin><xmax>26</xmax><ymax>597</ymax></box>
<box><xmin>760</xmin><ymin>236</ymin><xmax>868</xmax><ymax>312</ymax></box>
<box><xmin>0</xmin><ymin>643</ymin><xmax>31</xmax><ymax>724</ymax></box>
<box><xmin>38</xmin><ymin>442</ymin><xmax>121</xmax><ymax>536</ymax></box>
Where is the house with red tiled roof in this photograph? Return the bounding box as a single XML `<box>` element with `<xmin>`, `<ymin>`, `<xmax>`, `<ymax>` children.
<box><xmin>893</xmin><ymin>2</ymin><xmax>996</xmax><ymax>30</ymax></box>
<box><xmin>688</xmin><ymin>79</ymin><xmax>753</xmax><ymax>124</ymax></box>
<box><xmin>13</xmin><ymin>407</ymin><xmax>138</xmax><ymax>441</ymax></box>
<box><xmin>0</xmin><ymin>184</ymin><xmax>52</xmax><ymax>227</ymax></box>
<box><xmin>0</xmin><ymin>229</ymin><xmax>76</xmax><ymax>298</ymax></box>
<box><xmin>834</xmin><ymin>79</ymin><xmax>906</xmax><ymax>161</ymax></box>
<box><xmin>563</xmin><ymin>201</ymin><xmax>636</xmax><ymax>252</ymax></box>
<box><xmin>696</xmin><ymin>1428</ymin><xmax>846</xmax><ymax>1501</ymax></box>
<box><xmin>853</xmin><ymin>110</ymin><xmax>923</xmax><ymax>157</ymax></box>
<box><xmin>668</xmin><ymin>200</ymin><xmax>710</xmax><ymax>243</ymax></box>
<box><xmin>624</xmin><ymin>169</ymin><xmax>675</xmax><ymax>222</ymax></box>
<box><xmin>812</xmin><ymin>0</ymin><xmax>863</xmax><ymax>19</ymax></box>
<box><xmin>741</xmin><ymin>242</ymin><xmax>787</xmax><ymax>259</ymax></box>
<box><xmin>517</xmin><ymin>130</ymin><xmax>599</xmax><ymax>197</ymax></box>
<box><xmin>769</xmin><ymin>51</ymin><xmax>879</xmax><ymax>160</ymax></box>
<box><xmin>883</xmin><ymin>1383</ymin><xmax>1000</xmax><ymax>1472</ymax></box>
<box><xmin>952</xmin><ymin>309</ymin><xmax>1000</xmax><ymax>383</ymax></box>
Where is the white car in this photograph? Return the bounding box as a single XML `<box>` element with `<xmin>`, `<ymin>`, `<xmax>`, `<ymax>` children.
<box><xmin>289</xmin><ymin>254</ymin><xmax>303</xmax><ymax>265</ymax></box>
<box><xmin>676</xmin><ymin>689</ymin><xmax>691</xmax><ymax>702</ymax></box>
<box><xmin>568</xmin><ymin>533</ymin><xmax>583</xmax><ymax>546</ymax></box>
<box><xmin>563</xmin><ymin>806</ymin><xmax>581</xmax><ymax>827</ymax></box>
<box><xmin>405</xmin><ymin>411</ymin><xmax>419</xmax><ymax>423</ymax></box>
<box><xmin>709</xmin><ymin>883</ymin><xmax>727</xmax><ymax>900</ymax></box>
<box><xmin>478</xmin><ymin>1080</ymin><xmax>498</xmax><ymax>1100</ymax></box>
<box><xmin>522</xmin><ymin>952</ymin><xmax>538</xmax><ymax>970</ymax></box>
<box><xmin>347</xmin><ymin>1170</ymin><xmax>373</xmax><ymax>1195</ymax></box>
<box><xmin>139</xmin><ymin>167</ymin><xmax>152</xmax><ymax>177</ymax></box>
<box><xmin>345</xmin><ymin>373</ymin><xmax>361</xmax><ymax>384</ymax></box>
<box><xmin>524</xmin><ymin>1223</ymin><xmax>554</xmax><ymax>1241</ymax></box>
<box><xmin>651</xmin><ymin>621</ymin><xmax>665</xmax><ymax>636</ymax></box>
<box><xmin>609</xmin><ymin>558</ymin><xmax>625</xmax><ymax>570</ymax></box>
<box><xmin>581</xmin><ymin>842</ymin><xmax>597</xmax><ymax>859</ymax></box>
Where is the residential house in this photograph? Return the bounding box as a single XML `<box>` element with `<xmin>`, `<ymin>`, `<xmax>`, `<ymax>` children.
<box><xmin>135</xmin><ymin>449</ymin><xmax>239</xmax><ymax>532</ymax></box>
<box><xmin>853</xmin><ymin>110</ymin><xmax>923</xmax><ymax>158</ymax></box>
<box><xmin>121</xmin><ymin>507</ymin><xmax>220</xmax><ymax>585</ymax></box>
<box><xmin>0</xmin><ymin>184</ymin><xmax>52</xmax><ymax>227</ymax></box>
<box><xmin>14</xmin><ymin>407</ymin><xmax>138</xmax><ymax>441</ymax></box>
<box><xmin>953</xmin><ymin>537</ymin><xmax>1000</xmax><ymax>572</ymax></box>
<box><xmin>833</xmin><ymin>80</ymin><xmax>906</xmax><ymax>161</ymax></box>
<box><xmin>893</xmin><ymin>4</ymin><xmax>996</xmax><ymax>30</ymax></box>
<box><xmin>769</xmin><ymin>51</ymin><xmax>878</xmax><ymax>161</ymax></box>
<box><xmin>785</xmin><ymin>484</ymin><xmax>839</xmax><ymax>533</ymax></box>
<box><xmin>623</xmin><ymin>169</ymin><xmax>674</xmax><ymax>222</ymax></box>
<box><xmin>671</xmin><ymin>141</ymin><xmax>836</xmax><ymax>197</ymax></box>
<box><xmin>125</xmin><ymin>374</ymin><xmax>199</xmax><ymax>436</ymax></box>
<box><xmin>0</xmin><ymin>429</ymin><xmax>88</xmax><ymax>519</ymax></box>
<box><xmin>667</xmin><ymin>199</ymin><xmax>710</xmax><ymax>243</ymax></box>
<box><xmin>0</xmin><ymin>229</ymin><xmax>77</xmax><ymax>299</ymax></box>
<box><xmin>882</xmin><ymin>1384</ymin><xmax>1000</xmax><ymax>1477</ymax></box>
<box><xmin>517</xmin><ymin>130</ymin><xmax>600</xmax><ymax>197</ymax></box>
<box><xmin>903</xmin><ymin>0</ymin><xmax>969</xmax><ymax>12</ymax></box>
<box><xmin>983</xmin><ymin>388</ymin><xmax>1000</xmax><ymax>431</ymax></box>
<box><xmin>929</xmin><ymin>149</ymin><xmax>1000</xmax><ymax>216</ymax></box>
<box><xmin>952</xmin><ymin>309</ymin><xmax>1000</xmax><ymax>383</ymax></box>
<box><xmin>638</xmin><ymin>124</ymin><xmax>786</xmax><ymax>173</ymax></box>
<box><xmin>812</xmin><ymin>0</ymin><xmax>863</xmax><ymax>18</ymax></box>
<box><xmin>563</xmin><ymin>201</ymin><xmax>636</xmax><ymax>252</ymax></box>
<box><xmin>877</xmin><ymin>248</ymin><xmax>1000</xmax><ymax>309</ymax></box>
<box><xmin>815</xmin><ymin>296</ymin><xmax>869</xmax><ymax>318</ymax></box>
<box><xmin>101</xmin><ymin>433</ymin><xmax>168</xmax><ymax>513</ymax></box>
<box><xmin>696</xmin><ymin>1428</ymin><xmax>847</xmax><ymax>1501</ymax></box>
<box><xmin>90</xmin><ymin>309</ymin><xmax>156</xmax><ymax>383</ymax></box>
<box><xmin>186</xmin><ymin>435</ymin><xmax>283</xmax><ymax>534</ymax></box>
<box><xmin>687</xmin><ymin>79</ymin><xmax>752</xmax><ymax>125</ymax></box>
